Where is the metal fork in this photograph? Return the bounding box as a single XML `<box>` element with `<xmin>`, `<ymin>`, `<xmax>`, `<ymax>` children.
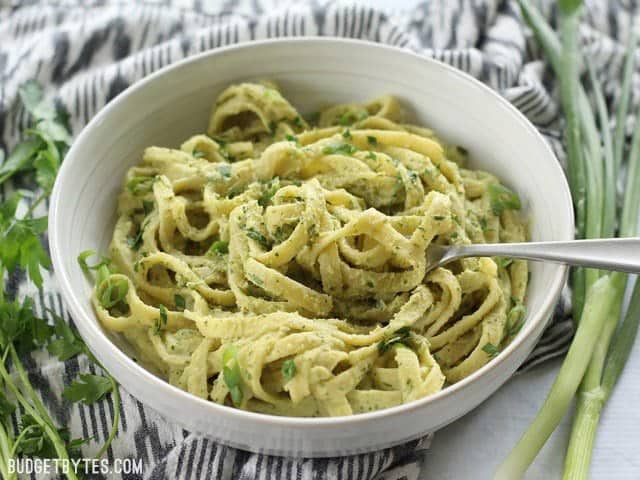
<box><xmin>425</xmin><ymin>238</ymin><xmax>640</xmax><ymax>274</ymax></box>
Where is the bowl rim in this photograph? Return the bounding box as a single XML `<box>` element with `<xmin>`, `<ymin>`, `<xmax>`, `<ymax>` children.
<box><xmin>49</xmin><ymin>36</ymin><xmax>574</xmax><ymax>429</ymax></box>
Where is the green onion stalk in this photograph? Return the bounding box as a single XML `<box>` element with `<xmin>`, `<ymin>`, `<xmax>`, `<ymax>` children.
<box><xmin>497</xmin><ymin>1</ymin><xmax>640</xmax><ymax>478</ymax></box>
<box><xmin>564</xmin><ymin>92</ymin><xmax>640</xmax><ymax>480</ymax></box>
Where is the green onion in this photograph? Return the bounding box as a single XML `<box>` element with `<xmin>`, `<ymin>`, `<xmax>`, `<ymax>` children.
<box><xmin>498</xmin><ymin>3</ymin><xmax>640</xmax><ymax>479</ymax></box>
<box><xmin>378</xmin><ymin>327</ymin><xmax>412</xmax><ymax>354</ymax></box>
<box><xmin>77</xmin><ymin>250</ymin><xmax>109</xmax><ymax>276</ymax></box>
<box><xmin>222</xmin><ymin>345</ymin><xmax>244</xmax><ymax>406</ymax></box>
<box><xmin>281</xmin><ymin>359</ymin><xmax>297</xmax><ymax>382</ymax></box>
<box><xmin>496</xmin><ymin>275</ymin><xmax>617</xmax><ymax>479</ymax></box>
<box><xmin>98</xmin><ymin>277</ymin><xmax>128</xmax><ymax>309</ymax></box>
<box><xmin>613</xmin><ymin>27</ymin><xmax>638</xmax><ymax>176</ymax></box>
<box><xmin>126</xmin><ymin>176</ymin><xmax>154</xmax><ymax>195</ymax></box>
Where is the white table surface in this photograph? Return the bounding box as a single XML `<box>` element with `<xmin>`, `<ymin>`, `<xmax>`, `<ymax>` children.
<box><xmin>365</xmin><ymin>0</ymin><xmax>640</xmax><ymax>478</ymax></box>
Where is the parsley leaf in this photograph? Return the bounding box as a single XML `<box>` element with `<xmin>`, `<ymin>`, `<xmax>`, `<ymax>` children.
<box><xmin>63</xmin><ymin>374</ymin><xmax>113</xmax><ymax>405</ymax></box>
<box><xmin>14</xmin><ymin>414</ymin><xmax>62</xmax><ymax>458</ymax></box>
<box><xmin>47</xmin><ymin>309</ymin><xmax>85</xmax><ymax>361</ymax></box>
<box><xmin>0</xmin><ymin>297</ymin><xmax>52</xmax><ymax>356</ymax></box>
<box><xmin>482</xmin><ymin>342</ymin><xmax>500</xmax><ymax>358</ymax></box>
<box><xmin>0</xmin><ymin>193</ymin><xmax>51</xmax><ymax>287</ymax></box>
<box><xmin>19</xmin><ymin>80</ymin><xmax>57</xmax><ymax>121</ymax></box>
<box><xmin>0</xmin><ymin>138</ymin><xmax>42</xmax><ymax>184</ymax></box>
<box><xmin>0</xmin><ymin>390</ymin><xmax>16</xmax><ymax>421</ymax></box>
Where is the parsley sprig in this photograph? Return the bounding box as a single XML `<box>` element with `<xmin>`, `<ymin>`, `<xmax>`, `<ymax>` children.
<box><xmin>0</xmin><ymin>81</ymin><xmax>120</xmax><ymax>480</ymax></box>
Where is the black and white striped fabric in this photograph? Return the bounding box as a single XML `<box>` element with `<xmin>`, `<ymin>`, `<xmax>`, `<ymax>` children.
<box><xmin>0</xmin><ymin>1</ymin><xmax>637</xmax><ymax>478</ymax></box>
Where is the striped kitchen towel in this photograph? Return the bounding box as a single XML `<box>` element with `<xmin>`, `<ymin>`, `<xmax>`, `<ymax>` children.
<box><xmin>1</xmin><ymin>0</ymin><xmax>637</xmax><ymax>479</ymax></box>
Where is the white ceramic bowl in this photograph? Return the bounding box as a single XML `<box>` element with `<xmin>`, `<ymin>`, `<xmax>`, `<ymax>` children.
<box><xmin>49</xmin><ymin>38</ymin><xmax>573</xmax><ymax>457</ymax></box>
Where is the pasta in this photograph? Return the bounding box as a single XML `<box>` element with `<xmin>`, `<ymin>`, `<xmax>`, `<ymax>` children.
<box><xmin>90</xmin><ymin>82</ymin><xmax>528</xmax><ymax>417</ymax></box>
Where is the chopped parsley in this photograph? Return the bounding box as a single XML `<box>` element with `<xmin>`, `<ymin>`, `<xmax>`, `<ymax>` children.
<box><xmin>488</xmin><ymin>184</ymin><xmax>521</xmax><ymax>216</ymax></box>
<box><xmin>342</xmin><ymin>129</ymin><xmax>352</xmax><ymax>140</ymax></box>
<box><xmin>174</xmin><ymin>294</ymin><xmax>186</xmax><ymax>311</ymax></box>
<box><xmin>210</xmin><ymin>136</ymin><xmax>227</xmax><ymax>148</ymax></box>
<box><xmin>259</xmin><ymin>177</ymin><xmax>280</xmax><ymax>207</ymax></box>
<box><xmin>245</xmin><ymin>228</ymin><xmax>271</xmax><ymax>249</ymax></box>
<box><xmin>337</xmin><ymin>110</ymin><xmax>367</xmax><ymax>126</ymax></box>
<box><xmin>217</xmin><ymin>163</ymin><xmax>232</xmax><ymax>179</ymax></box>
<box><xmin>322</xmin><ymin>143</ymin><xmax>357</xmax><ymax>156</ymax></box>
<box><xmin>285</xmin><ymin>134</ymin><xmax>298</xmax><ymax>143</ymax></box>
<box><xmin>126</xmin><ymin>176</ymin><xmax>154</xmax><ymax>195</ymax></box>
<box><xmin>208</xmin><ymin>240</ymin><xmax>229</xmax><ymax>255</ymax></box>
<box><xmin>142</xmin><ymin>200</ymin><xmax>154</xmax><ymax>215</ymax></box>
<box><xmin>495</xmin><ymin>257</ymin><xmax>513</xmax><ymax>269</ymax></box>
<box><xmin>506</xmin><ymin>303</ymin><xmax>527</xmax><ymax>338</ymax></box>
<box><xmin>126</xmin><ymin>219</ymin><xmax>148</xmax><ymax>251</ymax></box>
<box><xmin>367</xmin><ymin>135</ymin><xmax>378</xmax><ymax>145</ymax></box>
<box><xmin>192</xmin><ymin>148</ymin><xmax>206</xmax><ymax>159</ymax></box>
<box><xmin>152</xmin><ymin>304</ymin><xmax>168</xmax><ymax>335</ymax></box>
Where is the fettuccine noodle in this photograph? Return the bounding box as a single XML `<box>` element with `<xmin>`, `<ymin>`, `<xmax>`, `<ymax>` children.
<box><xmin>90</xmin><ymin>82</ymin><xmax>528</xmax><ymax>417</ymax></box>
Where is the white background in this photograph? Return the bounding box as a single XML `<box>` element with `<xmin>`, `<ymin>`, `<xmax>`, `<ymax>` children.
<box><xmin>367</xmin><ymin>0</ymin><xmax>640</xmax><ymax>478</ymax></box>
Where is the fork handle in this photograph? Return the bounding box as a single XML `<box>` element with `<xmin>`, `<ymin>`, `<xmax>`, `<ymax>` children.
<box><xmin>450</xmin><ymin>238</ymin><xmax>640</xmax><ymax>274</ymax></box>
